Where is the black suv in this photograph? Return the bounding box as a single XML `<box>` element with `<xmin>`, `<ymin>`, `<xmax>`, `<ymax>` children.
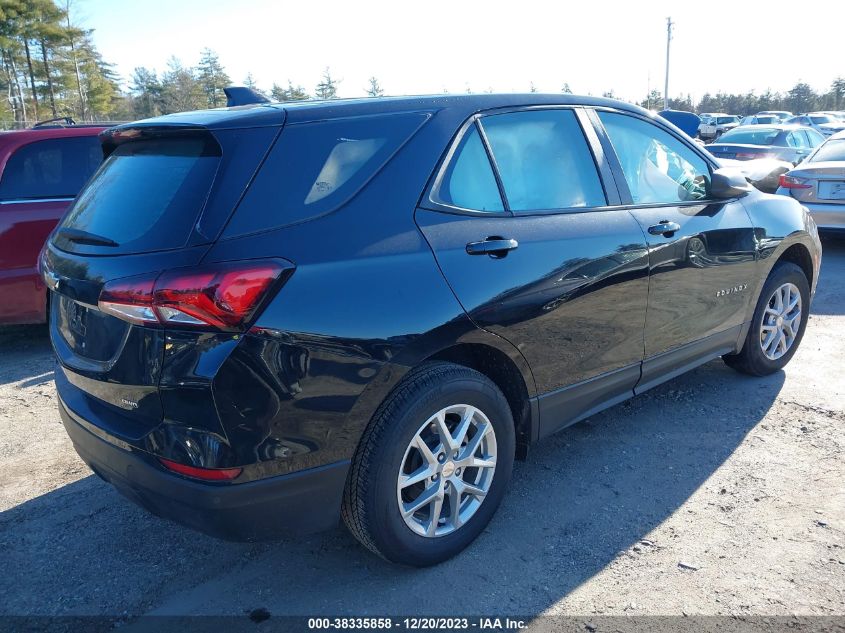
<box><xmin>43</xmin><ymin>95</ymin><xmax>821</xmax><ymax>567</ymax></box>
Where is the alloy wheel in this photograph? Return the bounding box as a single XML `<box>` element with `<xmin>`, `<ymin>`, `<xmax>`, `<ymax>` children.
<box><xmin>396</xmin><ymin>404</ymin><xmax>497</xmax><ymax>538</ymax></box>
<box><xmin>760</xmin><ymin>282</ymin><xmax>802</xmax><ymax>361</ymax></box>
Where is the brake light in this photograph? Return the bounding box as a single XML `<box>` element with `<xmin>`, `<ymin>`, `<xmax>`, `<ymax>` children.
<box><xmin>778</xmin><ymin>174</ymin><xmax>812</xmax><ymax>189</ymax></box>
<box><xmin>98</xmin><ymin>260</ymin><xmax>290</xmax><ymax>330</ymax></box>
<box><xmin>158</xmin><ymin>457</ymin><xmax>242</xmax><ymax>481</ymax></box>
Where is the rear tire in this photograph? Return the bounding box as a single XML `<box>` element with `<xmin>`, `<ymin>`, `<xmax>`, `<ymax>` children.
<box><xmin>723</xmin><ymin>262</ymin><xmax>809</xmax><ymax>376</ymax></box>
<box><xmin>341</xmin><ymin>362</ymin><xmax>514</xmax><ymax>566</ymax></box>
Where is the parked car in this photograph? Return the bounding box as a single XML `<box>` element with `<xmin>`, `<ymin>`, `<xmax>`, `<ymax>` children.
<box><xmin>699</xmin><ymin>114</ymin><xmax>741</xmax><ymax>140</ymax></box>
<box><xmin>739</xmin><ymin>115</ymin><xmax>780</xmax><ymax>126</ymax></box>
<box><xmin>706</xmin><ymin>124</ymin><xmax>825</xmax><ymax>164</ymax></box>
<box><xmin>43</xmin><ymin>94</ymin><xmax>821</xmax><ymax>566</ymax></box>
<box><xmin>758</xmin><ymin>111</ymin><xmax>793</xmax><ymax>121</ymax></box>
<box><xmin>718</xmin><ymin>157</ymin><xmax>793</xmax><ymax>193</ymax></box>
<box><xmin>0</xmin><ymin>121</ymin><xmax>106</xmax><ymax>325</ymax></box>
<box><xmin>776</xmin><ymin>129</ymin><xmax>845</xmax><ymax>230</ymax></box>
<box><xmin>784</xmin><ymin>113</ymin><xmax>845</xmax><ymax>137</ymax></box>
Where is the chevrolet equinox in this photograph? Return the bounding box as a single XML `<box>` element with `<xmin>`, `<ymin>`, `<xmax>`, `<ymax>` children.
<box><xmin>43</xmin><ymin>94</ymin><xmax>822</xmax><ymax>566</ymax></box>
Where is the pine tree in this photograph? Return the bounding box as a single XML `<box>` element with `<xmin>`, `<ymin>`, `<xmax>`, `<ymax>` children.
<box><xmin>314</xmin><ymin>67</ymin><xmax>338</xmax><ymax>99</ymax></box>
<box><xmin>197</xmin><ymin>48</ymin><xmax>230</xmax><ymax>108</ymax></box>
<box><xmin>366</xmin><ymin>76</ymin><xmax>383</xmax><ymax>97</ymax></box>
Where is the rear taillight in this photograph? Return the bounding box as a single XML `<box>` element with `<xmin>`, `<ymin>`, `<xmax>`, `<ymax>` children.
<box><xmin>778</xmin><ymin>174</ymin><xmax>812</xmax><ymax>190</ymax></box>
<box><xmin>98</xmin><ymin>260</ymin><xmax>290</xmax><ymax>330</ymax></box>
<box><xmin>158</xmin><ymin>457</ymin><xmax>242</xmax><ymax>481</ymax></box>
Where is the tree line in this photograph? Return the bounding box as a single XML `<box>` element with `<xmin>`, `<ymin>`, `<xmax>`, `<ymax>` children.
<box><xmin>3</xmin><ymin>1</ymin><xmax>844</xmax><ymax>129</ymax></box>
<box><xmin>1</xmin><ymin>0</ymin><xmax>121</xmax><ymax>125</ymax></box>
<box><xmin>639</xmin><ymin>78</ymin><xmax>845</xmax><ymax>115</ymax></box>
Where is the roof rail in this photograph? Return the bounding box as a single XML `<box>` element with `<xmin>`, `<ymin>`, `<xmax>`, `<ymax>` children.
<box><xmin>224</xmin><ymin>86</ymin><xmax>271</xmax><ymax>107</ymax></box>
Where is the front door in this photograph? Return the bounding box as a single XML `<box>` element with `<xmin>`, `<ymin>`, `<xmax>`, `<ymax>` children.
<box><xmin>592</xmin><ymin>110</ymin><xmax>758</xmax><ymax>391</ymax></box>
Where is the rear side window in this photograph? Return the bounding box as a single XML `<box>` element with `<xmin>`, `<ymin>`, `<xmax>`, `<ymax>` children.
<box><xmin>224</xmin><ymin>112</ymin><xmax>428</xmax><ymax>236</ymax></box>
<box><xmin>479</xmin><ymin>109</ymin><xmax>606</xmax><ymax>211</ymax></box>
<box><xmin>432</xmin><ymin>124</ymin><xmax>504</xmax><ymax>212</ymax></box>
<box><xmin>806</xmin><ymin>129</ymin><xmax>825</xmax><ymax>147</ymax></box>
<box><xmin>0</xmin><ymin>136</ymin><xmax>101</xmax><ymax>201</ymax></box>
<box><xmin>56</xmin><ymin>136</ymin><xmax>220</xmax><ymax>254</ymax></box>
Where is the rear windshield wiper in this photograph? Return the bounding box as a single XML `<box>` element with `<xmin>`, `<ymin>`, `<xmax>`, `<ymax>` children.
<box><xmin>56</xmin><ymin>228</ymin><xmax>119</xmax><ymax>247</ymax></box>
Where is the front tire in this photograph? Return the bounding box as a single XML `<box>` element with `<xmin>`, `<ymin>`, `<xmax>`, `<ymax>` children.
<box><xmin>723</xmin><ymin>261</ymin><xmax>810</xmax><ymax>376</ymax></box>
<box><xmin>341</xmin><ymin>362</ymin><xmax>515</xmax><ymax>566</ymax></box>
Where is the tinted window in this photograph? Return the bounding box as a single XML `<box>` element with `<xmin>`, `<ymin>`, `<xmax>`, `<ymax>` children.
<box><xmin>718</xmin><ymin>128</ymin><xmax>780</xmax><ymax>145</ymax></box>
<box><xmin>432</xmin><ymin>124</ymin><xmax>503</xmax><ymax>212</ymax></box>
<box><xmin>225</xmin><ymin>112</ymin><xmax>428</xmax><ymax>235</ymax></box>
<box><xmin>599</xmin><ymin>112</ymin><xmax>710</xmax><ymax>204</ymax></box>
<box><xmin>0</xmin><ymin>136</ymin><xmax>101</xmax><ymax>201</ymax></box>
<box><xmin>480</xmin><ymin>109</ymin><xmax>606</xmax><ymax>211</ymax></box>
<box><xmin>56</xmin><ymin>136</ymin><xmax>220</xmax><ymax>254</ymax></box>
<box><xmin>716</xmin><ymin>117</ymin><xmax>736</xmax><ymax>124</ymax></box>
<box><xmin>809</xmin><ymin>116</ymin><xmax>833</xmax><ymax>124</ymax></box>
<box><xmin>810</xmin><ymin>139</ymin><xmax>845</xmax><ymax>162</ymax></box>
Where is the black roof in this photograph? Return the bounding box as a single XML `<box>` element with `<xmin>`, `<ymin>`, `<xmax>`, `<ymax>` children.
<box><xmin>115</xmin><ymin>94</ymin><xmax>650</xmax><ymax>131</ymax></box>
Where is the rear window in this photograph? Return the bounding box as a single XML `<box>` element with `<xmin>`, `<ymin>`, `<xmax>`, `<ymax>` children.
<box><xmin>716</xmin><ymin>117</ymin><xmax>737</xmax><ymax>124</ymax></box>
<box><xmin>810</xmin><ymin>116</ymin><xmax>833</xmax><ymax>124</ymax></box>
<box><xmin>223</xmin><ymin>112</ymin><xmax>428</xmax><ymax>236</ymax></box>
<box><xmin>0</xmin><ymin>136</ymin><xmax>102</xmax><ymax>201</ymax></box>
<box><xmin>56</xmin><ymin>136</ymin><xmax>220</xmax><ymax>253</ymax></box>
<box><xmin>810</xmin><ymin>139</ymin><xmax>845</xmax><ymax>162</ymax></box>
<box><xmin>717</xmin><ymin>128</ymin><xmax>780</xmax><ymax>145</ymax></box>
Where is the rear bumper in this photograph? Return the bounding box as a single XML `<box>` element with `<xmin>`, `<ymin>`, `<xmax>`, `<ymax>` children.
<box><xmin>59</xmin><ymin>396</ymin><xmax>349</xmax><ymax>541</ymax></box>
<box><xmin>775</xmin><ymin>195</ymin><xmax>845</xmax><ymax>229</ymax></box>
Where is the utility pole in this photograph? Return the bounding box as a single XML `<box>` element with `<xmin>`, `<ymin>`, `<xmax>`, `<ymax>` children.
<box><xmin>664</xmin><ymin>17</ymin><xmax>674</xmax><ymax>110</ymax></box>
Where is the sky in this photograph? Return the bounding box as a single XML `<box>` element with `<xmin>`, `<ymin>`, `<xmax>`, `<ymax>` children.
<box><xmin>73</xmin><ymin>0</ymin><xmax>845</xmax><ymax>103</ymax></box>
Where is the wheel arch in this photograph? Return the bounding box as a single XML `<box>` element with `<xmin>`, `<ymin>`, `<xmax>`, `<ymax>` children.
<box><xmin>344</xmin><ymin>325</ymin><xmax>538</xmax><ymax>462</ymax></box>
<box><xmin>424</xmin><ymin>342</ymin><xmax>534</xmax><ymax>458</ymax></box>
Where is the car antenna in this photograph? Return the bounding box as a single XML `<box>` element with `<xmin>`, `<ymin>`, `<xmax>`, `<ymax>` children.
<box><xmin>223</xmin><ymin>86</ymin><xmax>271</xmax><ymax>107</ymax></box>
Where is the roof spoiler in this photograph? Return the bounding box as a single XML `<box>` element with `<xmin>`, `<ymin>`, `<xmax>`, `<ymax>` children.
<box><xmin>224</xmin><ymin>86</ymin><xmax>271</xmax><ymax>107</ymax></box>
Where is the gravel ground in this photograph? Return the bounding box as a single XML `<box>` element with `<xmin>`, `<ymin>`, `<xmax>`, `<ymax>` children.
<box><xmin>0</xmin><ymin>237</ymin><xmax>843</xmax><ymax>622</ymax></box>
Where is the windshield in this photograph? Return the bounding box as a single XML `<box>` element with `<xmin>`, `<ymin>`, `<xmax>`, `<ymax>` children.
<box><xmin>810</xmin><ymin>116</ymin><xmax>834</xmax><ymax>124</ymax></box>
<box><xmin>717</xmin><ymin>128</ymin><xmax>779</xmax><ymax>145</ymax></box>
<box><xmin>810</xmin><ymin>139</ymin><xmax>845</xmax><ymax>162</ymax></box>
<box><xmin>716</xmin><ymin>117</ymin><xmax>737</xmax><ymax>124</ymax></box>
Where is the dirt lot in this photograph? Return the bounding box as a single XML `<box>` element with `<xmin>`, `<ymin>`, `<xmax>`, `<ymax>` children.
<box><xmin>1</xmin><ymin>237</ymin><xmax>843</xmax><ymax>622</ymax></box>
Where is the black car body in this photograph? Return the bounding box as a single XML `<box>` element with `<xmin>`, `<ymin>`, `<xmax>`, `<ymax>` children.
<box><xmin>707</xmin><ymin>124</ymin><xmax>825</xmax><ymax>164</ymax></box>
<box><xmin>43</xmin><ymin>94</ymin><xmax>822</xmax><ymax>565</ymax></box>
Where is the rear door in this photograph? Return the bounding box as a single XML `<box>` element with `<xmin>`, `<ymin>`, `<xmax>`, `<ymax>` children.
<box><xmin>417</xmin><ymin>107</ymin><xmax>650</xmax><ymax>436</ymax></box>
<box><xmin>590</xmin><ymin>109</ymin><xmax>758</xmax><ymax>392</ymax></box>
<box><xmin>0</xmin><ymin>135</ymin><xmax>101</xmax><ymax>323</ymax></box>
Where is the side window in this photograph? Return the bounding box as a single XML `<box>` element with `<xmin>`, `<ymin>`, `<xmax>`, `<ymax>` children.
<box><xmin>806</xmin><ymin>129</ymin><xmax>825</xmax><ymax>147</ymax></box>
<box><xmin>786</xmin><ymin>132</ymin><xmax>804</xmax><ymax>148</ymax></box>
<box><xmin>0</xmin><ymin>136</ymin><xmax>102</xmax><ymax>201</ymax></box>
<box><xmin>431</xmin><ymin>124</ymin><xmax>504</xmax><ymax>212</ymax></box>
<box><xmin>479</xmin><ymin>109</ymin><xmax>606</xmax><ymax>211</ymax></box>
<box><xmin>225</xmin><ymin>112</ymin><xmax>430</xmax><ymax>236</ymax></box>
<box><xmin>598</xmin><ymin>111</ymin><xmax>711</xmax><ymax>204</ymax></box>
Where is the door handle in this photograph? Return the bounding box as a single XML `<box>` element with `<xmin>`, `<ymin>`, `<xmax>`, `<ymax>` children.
<box><xmin>466</xmin><ymin>237</ymin><xmax>519</xmax><ymax>257</ymax></box>
<box><xmin>647</xmin><ymin>221</ymin><xmax>681</xmax><ymax>236</ymax></box>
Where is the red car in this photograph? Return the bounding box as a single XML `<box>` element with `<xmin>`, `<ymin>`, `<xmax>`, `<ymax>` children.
<box><xmin>0</xmin><ymin>123</ymin><xmax>106</xmax><ymax>325</ymax></box>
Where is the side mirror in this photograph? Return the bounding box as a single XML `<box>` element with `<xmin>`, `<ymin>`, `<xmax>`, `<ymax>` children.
<box><xmin>710</xmin><ymin>167</ymin><xmax>753</xmax><ymax>199</ymax></box>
